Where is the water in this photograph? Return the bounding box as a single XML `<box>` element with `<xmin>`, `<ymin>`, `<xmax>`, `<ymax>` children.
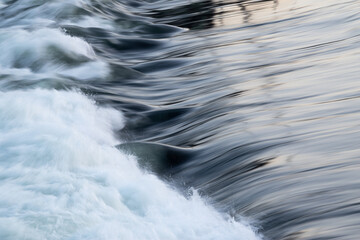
<box><xmin>1</xmin><ymin>0</ymin><xmax>360</xmax><ymax>239</ymax></box>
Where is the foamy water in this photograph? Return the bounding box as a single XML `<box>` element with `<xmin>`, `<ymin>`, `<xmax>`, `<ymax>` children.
<box><xmin>0</xmin><ymin>89</ymin><xmax>259</xmax><ymax>240</ymax></box>
<box><xmin>0</xmin><ymin>1</ymin><xmax>261</xmax><ymax>239</ymax></box>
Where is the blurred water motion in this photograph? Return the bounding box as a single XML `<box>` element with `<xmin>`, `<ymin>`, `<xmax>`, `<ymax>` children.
<box><xmin>117</xmin><ymin>0</ymin><xmax>360</xmax><ymax>239</ymax></box>
<box><xmin>1</xmin><ymin>0</ymin><xmax>360</xmax><ymax>239</ymax></box>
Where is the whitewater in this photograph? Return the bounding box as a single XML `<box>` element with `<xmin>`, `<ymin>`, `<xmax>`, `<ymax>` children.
<box><xmin>0</xmin><ymin>0</ymin><xmax>260</xmax><ymax>239</ymax></box>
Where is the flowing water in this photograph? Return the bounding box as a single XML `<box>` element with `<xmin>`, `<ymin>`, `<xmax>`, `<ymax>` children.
<box><xmin>0</xmin><ymin>0</ymin><xmax>360</xmax><ymax>239</ymax></box>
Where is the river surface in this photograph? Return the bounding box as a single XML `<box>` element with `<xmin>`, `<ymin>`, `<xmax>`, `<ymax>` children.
<box><xmin>0</xmin><ymin>0</ymin><xmax>360</xmax><ymax>239</ymax></box>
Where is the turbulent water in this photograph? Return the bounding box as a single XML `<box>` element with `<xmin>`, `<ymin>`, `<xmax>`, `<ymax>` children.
<box><xmin>1</xmin><ymin>0</ymin><xmax>360</xmax><ymax>239</ymax></box>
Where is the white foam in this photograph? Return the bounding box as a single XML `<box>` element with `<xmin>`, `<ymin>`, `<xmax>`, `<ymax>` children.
<box><xmin>0</xmin><ymin>28</ymin><xmax>109</xmax><ymax>79</ymax></box>
<box><xmin>0</xmin><ymin>89</ymin><xmax>260</xmax><ymax>240</ymax></box>
<box><xmin>0</xmin><ymin>1</ymin><xmax>261</xmax><ymax>238</ymax></box>
<box><xmin>0</xmin><ymin>0</ymin><xmax>115</xmax><ymax>81</ymax></box>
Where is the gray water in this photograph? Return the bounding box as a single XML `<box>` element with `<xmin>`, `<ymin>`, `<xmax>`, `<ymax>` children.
<box><xmin>1</xmin><ymin>0</ymin><xmax>360</xmax><ymax>239</ymax></box>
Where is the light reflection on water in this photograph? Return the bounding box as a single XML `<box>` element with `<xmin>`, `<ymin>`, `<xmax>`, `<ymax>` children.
<box><xmin>124</xmin><ymin>0</ymin><xmax>360</xmax><ymax>239</ymax></box>
<box><xmin>0</xmin><ymin>0</ymin><xmax>360</xmax><ymax>239</ymax></box>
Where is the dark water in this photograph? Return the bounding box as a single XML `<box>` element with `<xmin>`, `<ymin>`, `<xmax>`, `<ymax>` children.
<box><xmin>1</xmin><ymin>0</ymin><xmax>360</xmax><ymax>239</ymax></box>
